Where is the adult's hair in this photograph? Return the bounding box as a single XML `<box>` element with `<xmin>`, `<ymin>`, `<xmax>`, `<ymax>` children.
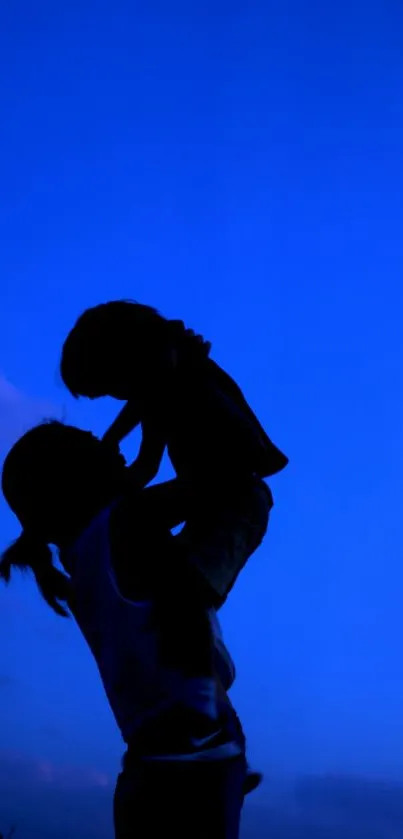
<box><xmin>0</xmin><ymin>421</ymin><xmax>126</xmax><ymax>616</ymax></box>
<box><xmin>0</xmin><ymin>530</ymin><xmax>70</xmax><ymax>617</ymax></box>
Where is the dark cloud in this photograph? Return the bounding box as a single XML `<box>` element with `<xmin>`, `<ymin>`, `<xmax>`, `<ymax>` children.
<box><xmin>242</xmin><ymin>774</ymin><xmax>403</xmax><ymax>838</ymax></box>
<box><xmin>294</xmin><ymin>774</ymin><xmax>403</xmax><ymax>834</ymax></box>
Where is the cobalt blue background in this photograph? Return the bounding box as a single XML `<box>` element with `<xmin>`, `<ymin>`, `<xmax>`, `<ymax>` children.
<box><xmin>0</xmin><ymin>1</ymin><xmax>402</xmax><ymax>836</ymax></box>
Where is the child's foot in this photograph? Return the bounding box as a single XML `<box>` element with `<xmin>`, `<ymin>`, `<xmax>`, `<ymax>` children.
<box><xmin>244</xmin><ymin>767</ymin><xmax>263</xmax><ymax>795</ymax></box>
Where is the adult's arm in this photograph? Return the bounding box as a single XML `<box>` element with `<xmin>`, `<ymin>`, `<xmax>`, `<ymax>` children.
<box><xmin>111</xmin><ymin>478</ymin><xmax>217</xmax><ymax>609</ymax></box>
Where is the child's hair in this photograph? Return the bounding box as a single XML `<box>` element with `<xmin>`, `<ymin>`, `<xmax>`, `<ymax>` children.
<box><xmin>61</xmin><ymin>300</ymin><xmax>211</xmax><ymax>399</ymax></box>
<box><xmin>60</xmin><ymin>300</ymin><xmax>167</xmax><ymax>398</ymax></box>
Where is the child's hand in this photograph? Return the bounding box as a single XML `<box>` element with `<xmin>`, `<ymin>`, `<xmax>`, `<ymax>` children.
<box><xmin>169</xmin><ymin>320</ymin><xmax>212</xmax><ymax>359</ymax></box>
<box><xmin>184</xmin><ymin>327</ymin><xmax>212</xmax><ymax>356</ymax></box>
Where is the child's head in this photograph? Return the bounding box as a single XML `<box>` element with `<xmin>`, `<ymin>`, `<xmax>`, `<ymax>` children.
<box><xmin>0</xmin><ymin>421</ymin><xmax>126</xmax><ymax>615</ymax></box>
<box><xmin>60</xmin><ymin>300</ymin><xmax>168</xmax><ymax>400</ymax></box>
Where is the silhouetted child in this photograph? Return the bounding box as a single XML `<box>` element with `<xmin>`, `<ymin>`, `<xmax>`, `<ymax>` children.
<box><xmin>61</xmin><ymin>300</ymin><xmax>288</xmax><ymax>604</ymax></box>
<box><xmin>60</xmin><ymin>300</ymin><xmax>288</xmax><ymax>793</ymax></box>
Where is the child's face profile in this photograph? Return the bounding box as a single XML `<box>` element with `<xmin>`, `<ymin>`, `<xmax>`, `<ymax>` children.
<box><xmin>83</xmin><ymin>373</ymin><xmax>130</xmax><ymax>401</ymax></box>
<box><xmin>70</xmin><ymin>320</ymin><xmax>165</xmax><ymax>402</ymax></box>
<box><xmin>104</xmin><ymin>382</ymin><xmax>131</xmax><ymax>401</ymax></box>
<box><xmin>82</xmin><ymin>344</ymin><xmax>136</xmax><ymax>401</ymax></box>
<box><xmin>91</xmin><ymin>359</ymin><xmax>145</xmax><ymax>402</ymax></box>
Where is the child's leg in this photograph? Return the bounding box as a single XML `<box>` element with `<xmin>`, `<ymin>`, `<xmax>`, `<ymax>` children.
<box><xmin>177</xmin><ymin>477</ymin><xmax>273</xmax><ymax>609</ymax></box>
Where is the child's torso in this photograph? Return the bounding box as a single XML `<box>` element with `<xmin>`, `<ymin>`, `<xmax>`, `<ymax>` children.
<box><xmin>147</xmin><ymin>355</ymin><xmax>287</xmax><ymax>483</ymax></box>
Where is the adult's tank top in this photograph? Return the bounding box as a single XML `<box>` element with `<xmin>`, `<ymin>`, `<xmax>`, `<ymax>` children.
<box><xmin>66</xmin><ymin>503</ymin><xmax>236</xmax><ymax>747</ymax></box>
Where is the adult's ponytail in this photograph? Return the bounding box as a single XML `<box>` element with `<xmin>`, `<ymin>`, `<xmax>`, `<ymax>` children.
<box><xmin>0</xmin><ymin>531</ymin><xmax>71</xmax><ymax>618</ymax></box>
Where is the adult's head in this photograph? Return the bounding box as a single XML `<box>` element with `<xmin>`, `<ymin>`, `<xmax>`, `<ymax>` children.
<box><xmin>0</xmin><ymin>421</ymin><xmax>126</xmax><ymax>616</ymax></box>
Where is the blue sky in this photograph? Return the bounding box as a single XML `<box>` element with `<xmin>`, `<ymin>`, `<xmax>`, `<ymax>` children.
<box><xmin>0</xmin><ymin>1</ymin><xmax>403</xmax><ymax>836</ymax></box>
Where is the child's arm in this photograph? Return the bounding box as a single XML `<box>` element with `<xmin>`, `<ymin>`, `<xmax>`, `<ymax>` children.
<box><xmin>104</xmin><ymin>406</ymin><xmax>166</xmax><ymax>489</ymax></box>
<box><xmin>102</xmin><ymin>401</ymin><xmax>142</xmax><ymax>447</ymax></box>
<box><xmin>125</xmin><ymin>322</ymin><xmax>211</xmax><ymax>487</ymax></box>
<box><xmin>126</xmin><ymin>417</ymin><xmax>166</xmax><ymax>489</ymax></box>
<box><xmin>103</xmin><ymin>401</ymin><xmax>165</xmax><ymax>489</ymax></box>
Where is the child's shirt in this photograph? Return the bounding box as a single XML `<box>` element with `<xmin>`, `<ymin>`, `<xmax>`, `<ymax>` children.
<box><xmin>129</xmin><ymin>349</ymin><xmax>288</xmax><ymax>490</ymax></box>
<box><xmin>172</xmin><ymin>354</ymin><xmax>287</xmax><ymax>479</ymax></box>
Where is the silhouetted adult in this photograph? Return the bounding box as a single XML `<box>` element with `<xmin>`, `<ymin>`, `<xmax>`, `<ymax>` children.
<box><xmin>0</xmin><ymin>421</ymin><xmax>258</xmax><ymax>838</ymax></box>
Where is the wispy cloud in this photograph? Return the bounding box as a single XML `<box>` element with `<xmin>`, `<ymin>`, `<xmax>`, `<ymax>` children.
<box><xmin>35</xmin><ymin>759</ymin><xmax>110</xmax><ymax>789</ymax></box>
<box><xmin>0</xmin><ymin>375</ymin><xmax>62</xmax><ymax>457</ymax></box>
<box><xmin>0</xmin><ymin>749</ymin><xmax>111</xmax><ymax>791</ymax></box>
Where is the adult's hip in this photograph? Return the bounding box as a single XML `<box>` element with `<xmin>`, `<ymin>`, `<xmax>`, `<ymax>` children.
<box><xmin>113</xmin><ymin>751</ymin><xmax>246</xmax><ymax>839</ymax></box>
